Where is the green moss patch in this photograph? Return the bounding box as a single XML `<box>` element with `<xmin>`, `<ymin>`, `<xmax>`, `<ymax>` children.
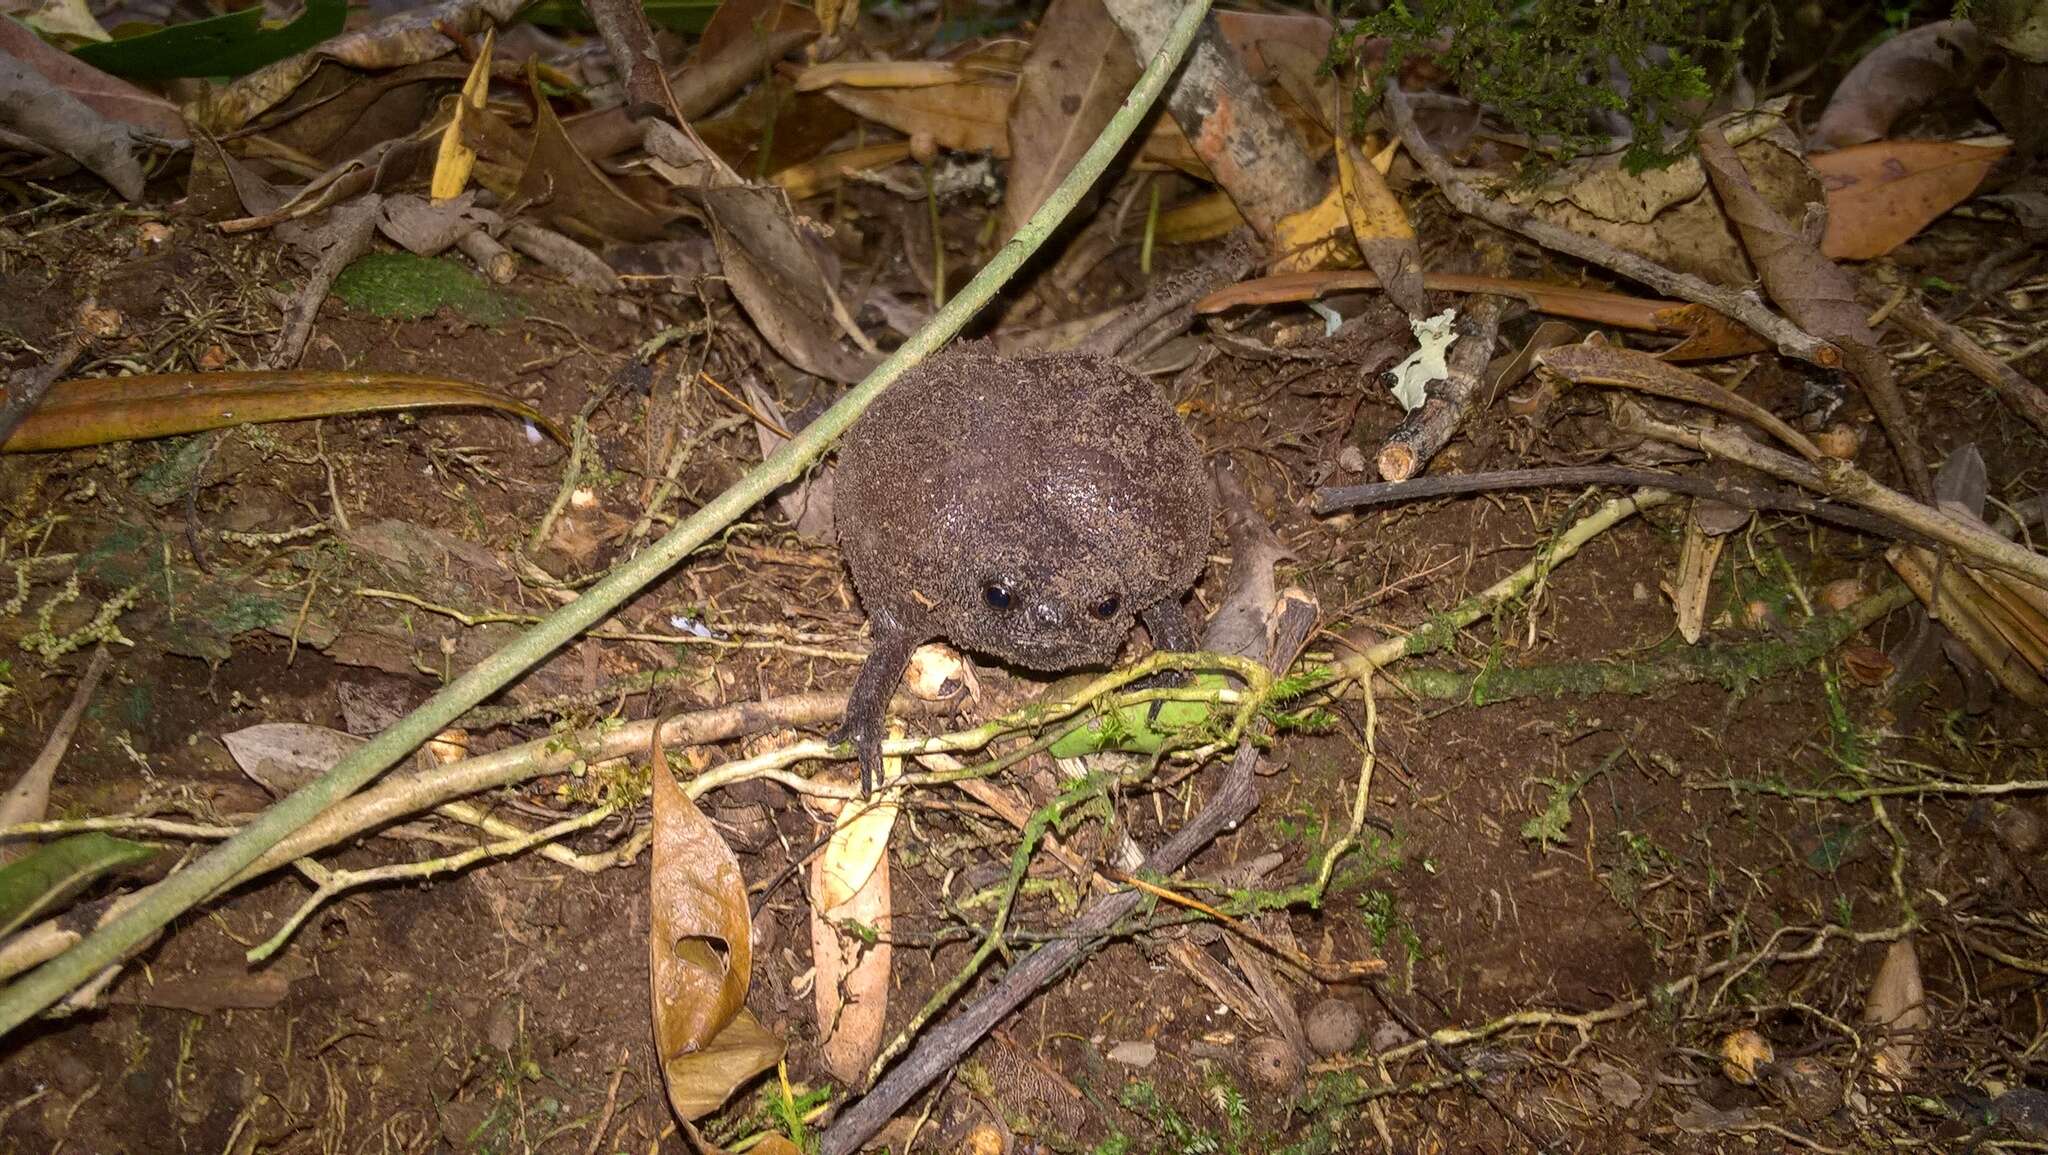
<box><xmin>333</xmin><ymin>252</ymin><xmax>520</xmax><ymax>324</ymax></box>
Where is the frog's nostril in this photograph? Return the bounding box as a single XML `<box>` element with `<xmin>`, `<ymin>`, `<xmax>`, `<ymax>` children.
<box><xmin>1029</xmin><ymin>601</ymin><xmax>1063</xmax><ymax>628</ymax></box>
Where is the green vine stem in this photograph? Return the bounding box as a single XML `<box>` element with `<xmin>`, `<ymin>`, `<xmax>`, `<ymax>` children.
<box><xmin>0</xmin><ymin>0</ymin><xmax>1216</xmax><ymax>1036</ymax></box>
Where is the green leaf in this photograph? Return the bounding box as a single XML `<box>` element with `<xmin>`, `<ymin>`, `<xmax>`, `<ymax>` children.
<box><xmin>72</xmin><ymin>0</ymin><xmax>345</xmax><ymax>80</ymax></box>
<box><xmin>0</xmin><ymin>833</ymin><xmax>158</xmax><ymax>940</ymax></box>
<box><xmin>521</xmin><ymin>0</ymin><xmax>720</xmax><ymax>34</ymax></box>
<box><xmin>1046</xmin><ymin>674</ymin><xmax>1227</xmax><ymax>758</ymax></box>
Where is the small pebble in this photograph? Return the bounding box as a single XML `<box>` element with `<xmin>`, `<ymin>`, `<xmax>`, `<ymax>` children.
<box><xmin>1304</xmin><ymin>997</ymin><xmax>1363</xmax><ymax>1056</ymax></box>
<box><xmin>1106</xmin><ymin>1040</ymin><xmax>1156</xmax><ymax>1068</ymax></box>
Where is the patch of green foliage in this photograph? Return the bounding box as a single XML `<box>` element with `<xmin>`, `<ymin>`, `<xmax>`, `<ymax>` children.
<box><xmin>1338</xmin><ymin>0</ymin><xmax>1737</xmax><ymax>171</ymax></box>
<box><xmin>73</xmin><ymin>0</ymin><xmax>344</xmax><ymax>80</ymax></box>
<box><xmin>333</xmin><ymin>252</ymin><xmax>521</xmax><ymax>325</ymax></box>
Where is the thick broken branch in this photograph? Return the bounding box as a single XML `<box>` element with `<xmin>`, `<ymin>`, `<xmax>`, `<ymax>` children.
<box><xmin>1376</xmin><ymin>292</ymin><xmax>1506</xmax><ymax>480</ymax></box>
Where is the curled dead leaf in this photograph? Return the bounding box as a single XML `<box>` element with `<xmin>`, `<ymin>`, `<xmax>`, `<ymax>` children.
<box><xmin>650</xmin><ymin>739</ymin><xmax>780</xmax><ymax>1119</ymax></box>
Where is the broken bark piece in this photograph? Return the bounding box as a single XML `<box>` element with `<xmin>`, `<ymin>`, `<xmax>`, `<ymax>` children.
<box><xmin>457</xmin><ymin>228</ymin><xmax>519</xmax><ymax>283</ymax></box>
<box><xmin>1375</xmin><ymin>292</ymin><xmax>1505</xmax><ymax>481</ymax></box>
<box><xmin>1098</xmin><ymin>0</ymin><xmax>1322</xmax><ymax>244</ymax></box>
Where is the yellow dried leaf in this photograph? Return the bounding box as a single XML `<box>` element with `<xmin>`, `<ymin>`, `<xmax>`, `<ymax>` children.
<box><xmin>430</xmin><ymin>28</ymin><xmax>493</xmax><ymax>203</ymax></box>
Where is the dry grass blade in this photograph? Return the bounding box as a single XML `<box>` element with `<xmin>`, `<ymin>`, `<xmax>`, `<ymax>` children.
<box><xmin>4</xmin><ymin>370</ymin><xmax>566</xmax><ymax>451</ymax></box>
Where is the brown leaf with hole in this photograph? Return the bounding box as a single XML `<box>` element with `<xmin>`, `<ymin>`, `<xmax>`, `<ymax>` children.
<box><xmin>809</xmin><ymin>775</ymin><xmax>896</xmax><ymax>1086</ymax></box>
<box><xmin>1812</xmin><ymin>137</ymin><xmax>2009</xmax><ymax>259</ymax></box>
<box><xmin>1001</xmin><ymin>0</ymin><xmax>1140</xmax><ymax>244</ymax></box>
<box><xmin>651</xmin><ymin>740</ymin><xmax>780</xmax><ymax>1119</ymax></box>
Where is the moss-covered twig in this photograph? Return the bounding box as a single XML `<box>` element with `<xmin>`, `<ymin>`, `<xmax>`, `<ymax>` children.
<box><xmin>1388</xmin><ymin>583</ymin><xmax>1912</xmax><ymax>704</ymax></box>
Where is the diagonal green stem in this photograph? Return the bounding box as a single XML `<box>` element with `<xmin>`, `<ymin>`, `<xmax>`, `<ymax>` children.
<box><xmin>0</xmin><ymin>0</ymin><xmax>1218</xmax><ymax>1038</ymax></box>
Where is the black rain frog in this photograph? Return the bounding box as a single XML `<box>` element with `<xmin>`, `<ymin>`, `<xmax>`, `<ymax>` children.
<box><xmin>832</xmin><ymin>344</ymin><xmax>1213</xmax><ymax>791</ymax></box>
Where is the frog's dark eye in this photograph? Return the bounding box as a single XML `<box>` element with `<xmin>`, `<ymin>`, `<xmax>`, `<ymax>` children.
<box><xmin>1091</xmin><ymin>594</ymin><xmax>1120</xmax><ymax>620</ymax></box>
<box><xmin>983</xmin><ymin>583</ymin><xmax>1015</xmax><ymax>611</ymax></box>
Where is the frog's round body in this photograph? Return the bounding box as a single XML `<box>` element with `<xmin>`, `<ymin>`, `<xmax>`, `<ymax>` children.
<box><xmin>837</xmin><ymin>344</ymin><xmax>1211</xmax><ymax>670</ymax></box>
<box><xmin>833</xmin><ymin>344</ymin><xmax>1212</xmax><ymax>788</ymax></box>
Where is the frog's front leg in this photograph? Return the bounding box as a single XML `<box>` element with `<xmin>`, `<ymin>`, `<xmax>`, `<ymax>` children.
<box><xmin>833</xmin><ymin>619</ymin><xmax>924</xmax><ymax>795</ymax></box>
<box><xmin>1137</xmin><ymin>597</ymin><xmax>1198</xmax><ymax>726</ymax></box>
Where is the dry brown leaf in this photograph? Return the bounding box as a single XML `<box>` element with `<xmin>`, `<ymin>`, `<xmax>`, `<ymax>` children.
<box><xmin>188</xmin><ymin>0</ymin><xmax>529</xmax><ymax>134</ymax></box>
<box><xmin>0</xmin><ymin>48</ymin><xmax>150</xmax><ymax>199</ymax></box>
<box><xmin>1155</xmin><ymin>189</ymin><xmax>1244</xmax><ymax>244</ymax></box>
<box><xmin>689</xmin><ymin>0</ymin><xmax>816</xmax><ymax>68</ymax></box>
<box><xmin>662</xmin><ymin>1009</ymin><xmax>787</xmax><ymax>1121</ymax></box>
<box><xmin>1269</xmin><ymin>179</ymin><xmax>1355</xmax><ymax>274</ymax></box>
<box><xmin>821</xmin><ymin>79</ymin><xmax>1013</xmax><ymax>155</ymax></box>
<box><xmin>1211</xmin><ymin>9</ymin><xmax>1336</xmax><ymax>75</ymax></box>
<box><xmin>1001</xmin><ymin>0</ymin><xmax>1140</xmax><ymax>244</ymax></box>
<box><xmin>0</xmin><ymin>17</ymin><xmax>184</xmax><ymax>138</ymax></box>
<box><xmin>795</xmin><ymin>60</ymin><xmax>989</xmax><ymax>91</ymax></box>
<box><xmin>506</xmin><ymin>60</ymin><xmax>679</xmax><ymax>242</ymax></box>
<box><xmin>1695</xmin><ymin>123</ymin><xmax>1926</xmax><ymax>495</ymax></box>
<box><xmin>1862</xmin><ymin>937</ymin><xmax>1927</xmax><ymax>1082</ymax></box>
<box><xmin>808</xmin><ymin>783</ymin><xmax>894</xmax><ymax>1085</ymax></box>
<box><xmin>1261</xmin><ymin>38</ymin><xmax>1421</xmax><ymax>316</ymax></box>
<box><xmin>1508</xmin><ymin>104</ymin><xmax>1821</xmax><ymax>285</ymax></box>
<box><xmin>694</xmin><ymin>80</ymin><xmax>858</xmax><ymax>179</ymax></box>
<box><xmin>694</xmin><ymin>184</ymin><xmax>879</xmax><ymax>383</ymax></box>
<box><xmin>651</xmin><ymin>740</ymin><xmax>776</xmax><ymax>1119</ymax></box>
<box><xmin>1813</xmin><ymin>136</ymin><xmax>2009</xmax><ymax>259</ymax></box>
<box><xmin>770</xmin><ymin>141</ymin><xmax>913</xmax><ymax>200</ymax></box>
<box><xmin>1808</xmin><ymin>20</ymin><xmax>1988</xmax><ymax>150</ymax></box>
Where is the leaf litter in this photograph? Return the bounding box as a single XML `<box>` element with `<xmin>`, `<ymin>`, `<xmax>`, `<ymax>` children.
<box><xmin>0</xmin><ymin>2</ymin><xmax>2045</xmax><ymax>1153</ymax></box>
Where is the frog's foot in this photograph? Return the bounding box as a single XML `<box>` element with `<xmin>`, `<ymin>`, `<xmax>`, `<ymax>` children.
<box><xmin>829</xmin><ymin>717</ymin><xmax>886</xmax><ymax>796</ymax></box>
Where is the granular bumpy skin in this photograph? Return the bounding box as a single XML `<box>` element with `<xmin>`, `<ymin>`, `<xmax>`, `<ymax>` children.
<box><xmin>833</xmin><ymin>343</ymin><xmax>1213</xmax><ymax>790</ymax></box>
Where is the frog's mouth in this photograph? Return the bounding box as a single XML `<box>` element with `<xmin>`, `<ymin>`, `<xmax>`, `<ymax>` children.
<box><xmin>983</xmin><ymin>629</ymin><xmax>1119</xmax><ymax>673</ymax></box>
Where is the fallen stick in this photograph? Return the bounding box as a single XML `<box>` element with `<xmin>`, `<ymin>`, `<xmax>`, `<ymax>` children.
<box><xmin>1612</xmin><ymin>401</ymin><xmax>2048</xmax><ymax>591</ymax></box>
<box><xmin>1312</xmin><ymin>464</ymin><xmax>1925</xmax><ymax>543</ymax></box>
<box><xmin>1376</xmin><ymin>291</ymin><xmax>1506</xmax><ymax>481</ymax></box>
<box><xmin>1874</xmin><ymin>288</ymin><xmax>2048</xmax><ymax>440</ymax></box>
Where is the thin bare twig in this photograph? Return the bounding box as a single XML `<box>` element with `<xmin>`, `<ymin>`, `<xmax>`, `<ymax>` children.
<box><xmin>1312</xmin><ymin>464</ymin><xmax>1926</xmax><ymax>543</ymax></box>
<box><xmin>1613</xmin><ymin>401</ymin><xmax>2048</xmax><ymax>591</ymax></box>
